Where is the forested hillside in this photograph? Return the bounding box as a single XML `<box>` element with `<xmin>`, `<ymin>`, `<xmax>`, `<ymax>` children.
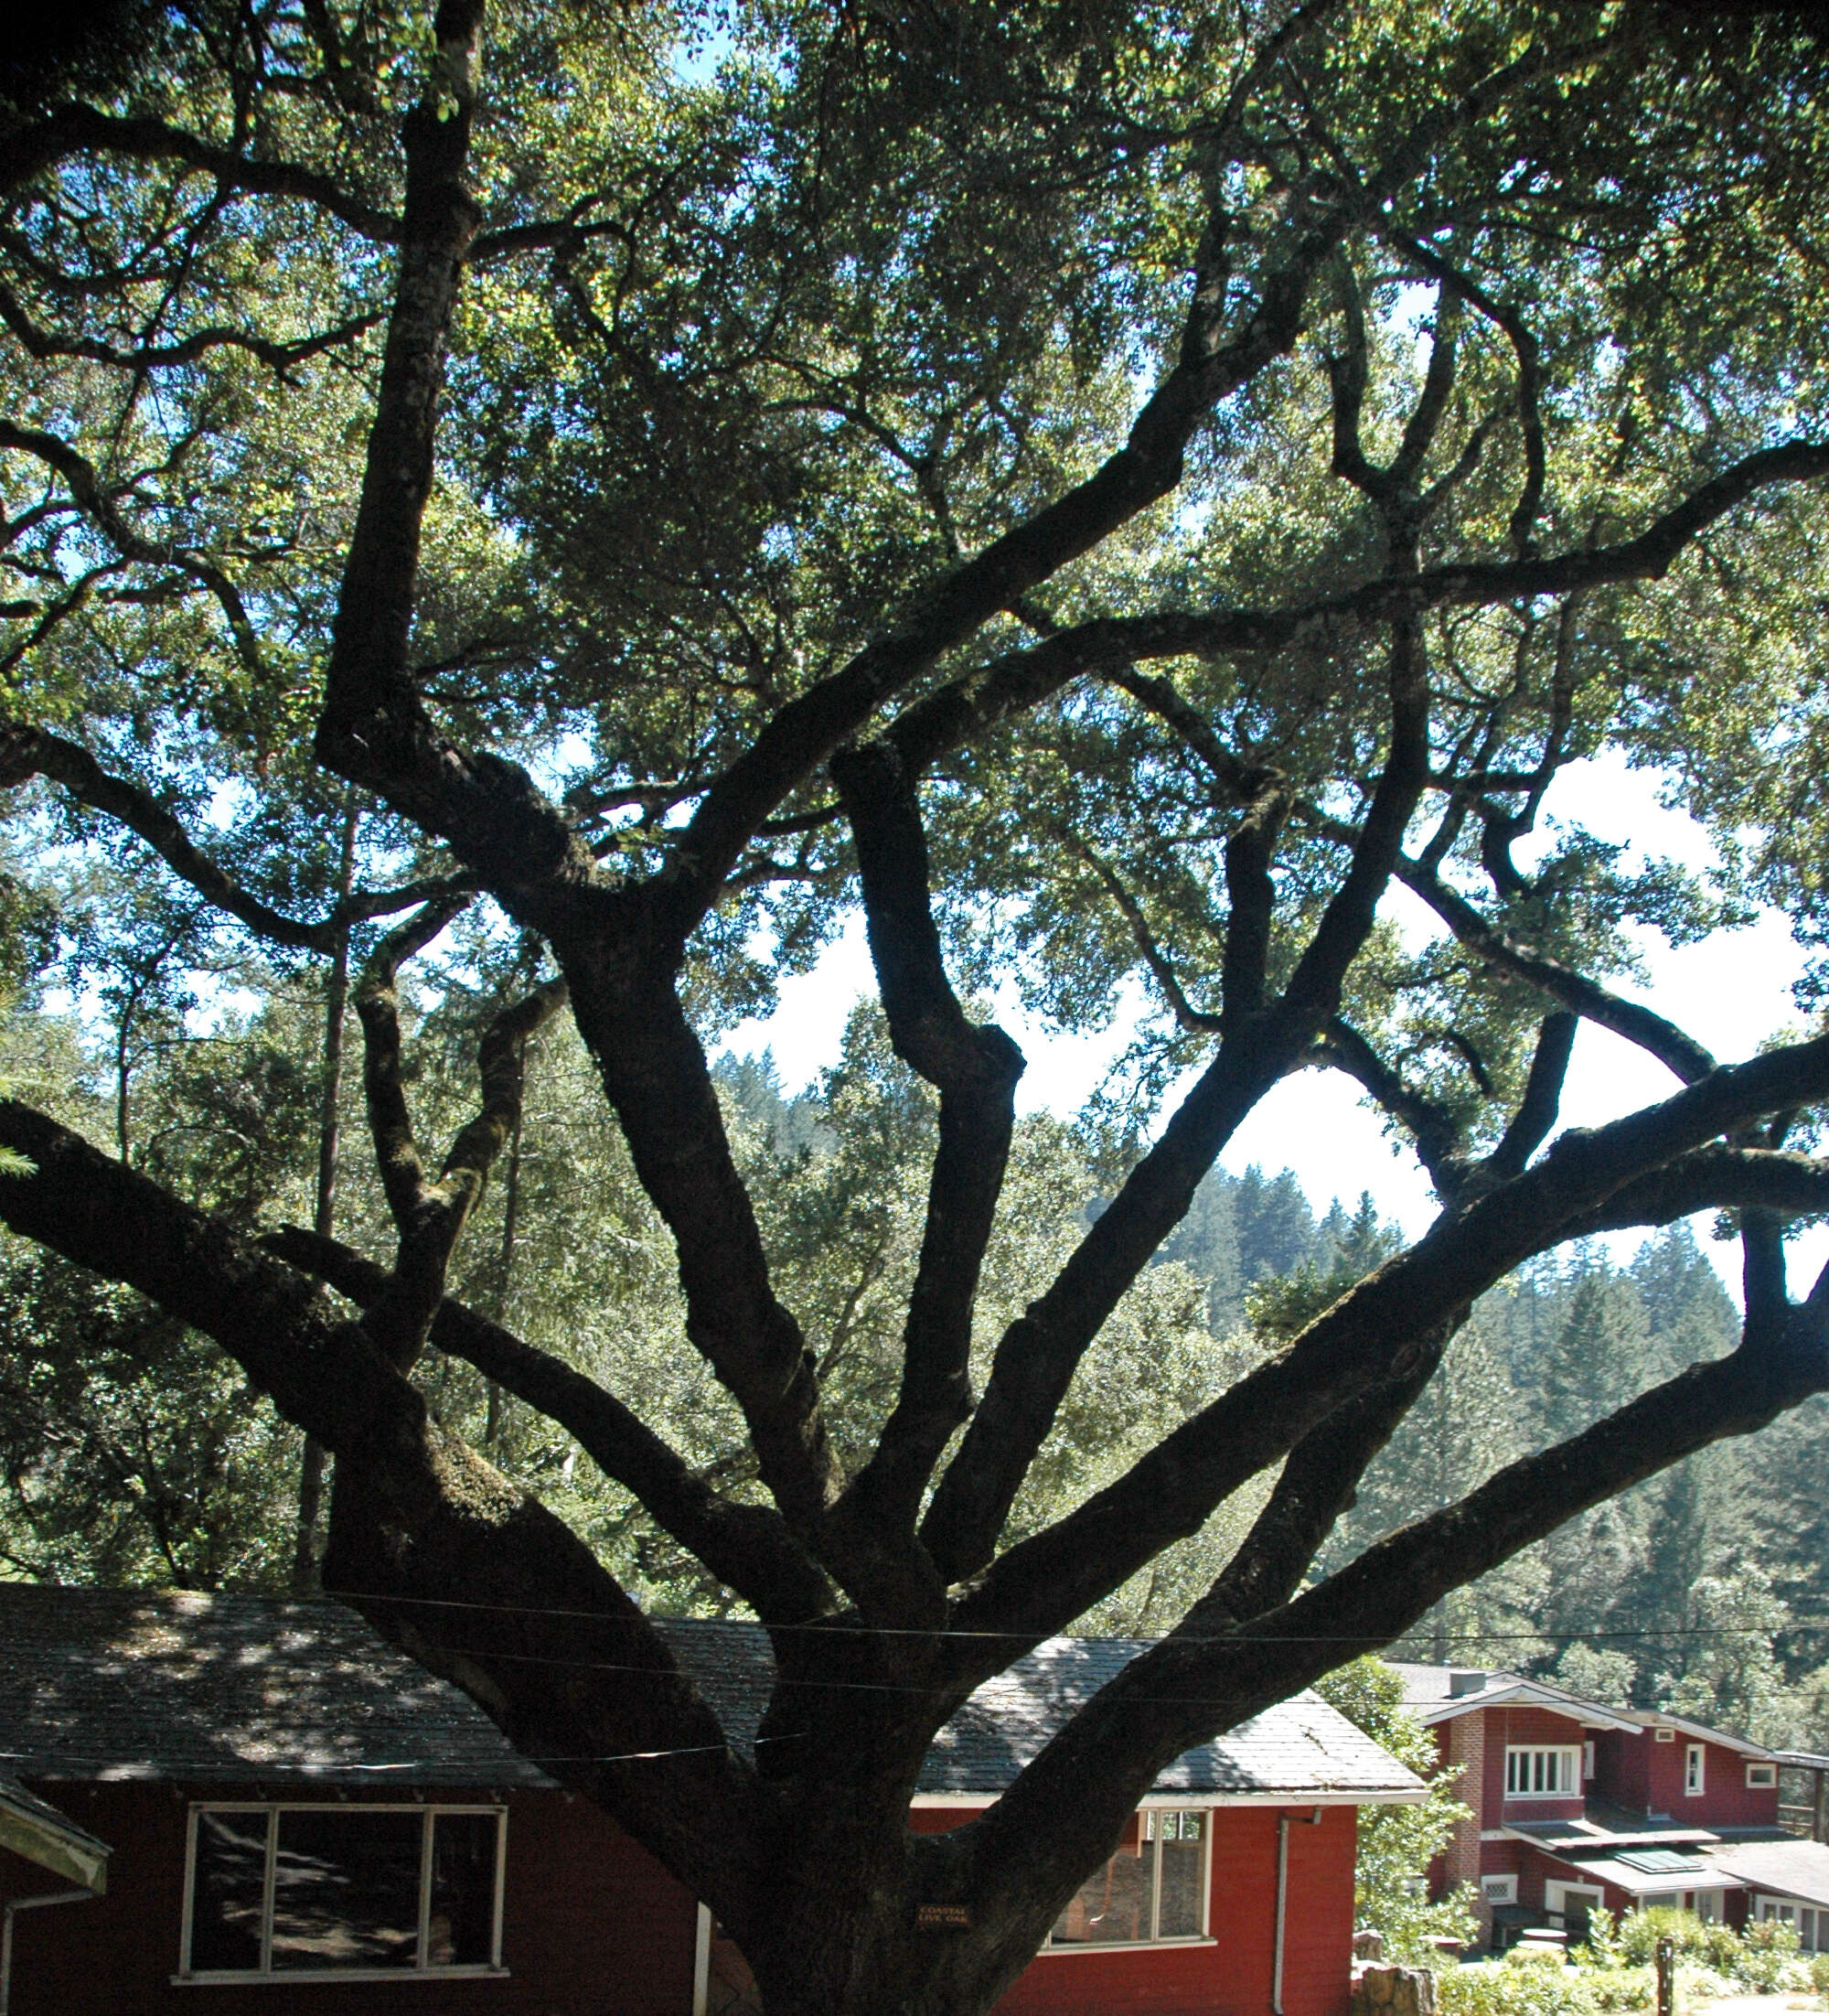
<box><xmin>6</xmin><ymin>978</ymin><xmax>1824</xmax><ymax>1743</ymax></box>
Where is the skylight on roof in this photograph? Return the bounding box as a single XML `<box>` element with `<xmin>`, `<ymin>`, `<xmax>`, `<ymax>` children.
<box><xmin>1618</xmin><ymin>1849</ymin><xmax>1712</xmax><ymax>1876</ymax></box>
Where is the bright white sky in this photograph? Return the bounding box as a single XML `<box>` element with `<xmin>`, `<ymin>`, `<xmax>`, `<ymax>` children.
<box><xmin>717</xmin><ymin>754</ymin><xmax>1823</xmax><ymax>1302</ymax></box>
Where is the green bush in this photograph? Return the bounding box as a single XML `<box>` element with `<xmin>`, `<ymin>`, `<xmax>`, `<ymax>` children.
<box><xmin>1733</xmin><ymin>1917</ymin><xmax>1803</xmax><ymax>1993</ymax></box>
<box><xmin>1440</xmin><ymin>1958</ymin><xmax>1599</xmax><ymax>2016</ymax></box>
<box><xmin>1566</xmin><ymin>1905</ymin><xmax>1810</xmax><ymax>1997</ymax></box>
<box><xmin>1809</xmin><ymin>1952</ymin><xmax>1829</xmax><ymax>1994</ymax></box>
<box><xmin>1610</xmin><ymin>1907</ymin><xmax>1712</xmax><ymax>1967</ymax></box>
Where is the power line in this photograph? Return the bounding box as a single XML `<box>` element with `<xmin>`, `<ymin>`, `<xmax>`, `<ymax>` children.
<box><xmin>273</xmin><ymin>1586</ymin><xmax>1829</xmax><ymax>1645</ymax></box>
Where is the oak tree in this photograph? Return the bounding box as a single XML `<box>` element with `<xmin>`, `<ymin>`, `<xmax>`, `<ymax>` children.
<box><xmin>4</xmin><ymin>4</ymin><xmax>1829</xmax><ymax>2012</ymax></box>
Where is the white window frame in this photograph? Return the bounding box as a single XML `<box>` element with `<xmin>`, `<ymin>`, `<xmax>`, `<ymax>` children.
<box><xmin>176</xmin><ymin>1801</ymin><xmax>508</xmax><ymax>1983</ymax></box>
<box><xmin>1504</xmin><ymin>1746</ymin><xmax>1582</xmax><ymax>1798</ymax></box>
<box><xmin>1544</xmin><ymin>1882</ymin><xmax>1605</xmax><ymax>1932</ymax></box>
<box><xmin>1746</xmin><ymin>1762</ymin><xmax>1777</xmax><ymax>1788</ymax></box>
<box><xmin>1754</xmin><ymin>1894</ymin><xmax>1821</xmax><ymax>1948</ymax></box>
<box><xmin>1685</xmin><ymin>1744</ymin><xmax>1706</xmax><ymax>1796</ymax></box>
<box><xmin>1043</xmin><ymin>1808</ymin><xmax>1213</xmax><ymax>1952</ymax></box>
<box><xmin>1690</xmin><ymin>1891</ymin><xmax>1723</xmax><ymax>1923</ymax></box>
<box><xmin>1583</xmin><ymin>1742</ymin><xmax>1596</xmax><ymax>1782</ymax></box>
<box><xmin>1481</xmin><ymin>1875</ymin><xmax>1518</xmax><ymax>1905</ymax></box>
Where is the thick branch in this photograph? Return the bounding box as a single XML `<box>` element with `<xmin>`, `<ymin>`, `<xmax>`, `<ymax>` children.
<box><xmin>827</xmin><ymin>742</ymin><xmax>1024</xmax><ymax>1571</ymax></box>
<box><xmin>562</xmin><ymin>960</ymin><xmax>840</xmax><ymax>1540</ymax></box>
<box><xmin>0</xmin><ymin>282</ymin><xmax>382</xmax><ymax>376</ymax></box>
<box><xmin>1483</xmin><ymin>1010</ymin><xmax>1578</xmax><ymax>1181</ymax></box>
<box><xmin>0</xmin><ymin>1096</ymin><xmax>761</xmax><ymax>1909</ymax></box>
<box><xmin>0</xmin><ymin>721</ymin><xmax>340</xmax><ymax>950</ymax></box>
<box><xmin>960</xmin><ymin>1290</ymin><xmax>1829</xmax><ymax>1957</ymax></box>
<box><xmin>1182</xmin><ymin>1321</ymin><xmax>1459</xmax><ymax>1631</ymax></box>
<box><xmin>1398</xmin><ymin>856</ymin><xmax>1716</xmax><ymax>1082</ymax></box>
<box><xmin>1324</xmin><ymin>1018</ymin><xmax>1468</xmax><ymax>1196</ymax></box>
<box><xmin>0</xmin><ymin>103</ymin><xmax>401</xmax><ymax>239</ymax></box>
<box><xmin>355</xmin><ymin>906</ymin><xmax>562</xmax><ymax>1369</ymax></box>
<box><xmin>944</xmin><ymin>1028</ymin><xmax>1829</xmax><ymax>1656</ymax></box>
<box><xmin>264</xmin><ymin>1225</ymin><xmax>835</xmax><ymax>1623</ymax></box>
<box><xmin>923</xmin><ymin>612</ymin><xmax>1428</xmax><ymax>1584</ymax></box>
<box><xmin>1564</xmin><ymin>1144</ymin><xmax>1829</xmax><ymax>1236</ymax></box>
<box><xmin>904</xmin><ymin>437</ymin><xmax>1829</xmax><ymax>740</ymax></box>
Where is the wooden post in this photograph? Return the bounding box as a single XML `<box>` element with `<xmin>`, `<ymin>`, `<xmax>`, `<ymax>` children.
<box><xmin>1814</xmin><ymin>1767</ymin><xmax>1826</xmax><ymax>1845</ymax></box>
<box><xmin>1656</xmin><ymin>1934</ymin><xmax>1675</xmax><ymax>2016</ymax></box>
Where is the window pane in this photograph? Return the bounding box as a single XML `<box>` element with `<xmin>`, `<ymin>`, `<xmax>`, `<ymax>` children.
<box><xmin>429</xmin><ymin>1813</ymin><xmax>499</xmax><ymax>1967</ymax></box>
<box><xmin>189</xmin><ymin>1811</ymin><xmax>268</xmax><ymax>1972</ymax></box>
<box><xmin>271</xmin><ymin>1810</ymin><xmax>422</xmax><ymax>1971</ymax></box>
<box><xmin>1053</xmin><ymin>1837</ymin><xmax>1152</xmax><ymax>1944</ymax></box>
<box><xmin>1158</xmin><ymin>1818</ymin><xmax>1204</xmax><ymax>1938</ymax></box>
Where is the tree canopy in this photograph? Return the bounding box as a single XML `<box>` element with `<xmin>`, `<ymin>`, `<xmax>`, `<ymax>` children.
<box><xmin>3</xmin><ymin>3</ymin><xmax>1829</xmax><ymax>2012</ymax></box>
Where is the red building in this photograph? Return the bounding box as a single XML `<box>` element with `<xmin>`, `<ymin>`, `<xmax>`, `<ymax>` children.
<box><xmin>1391</xmin><ymin>1665</ymin><xmax>1802</xmax><ymax>1950</ymax></box>
<box><xmin>1</xmin><ymin>1589</ymin><xmax>1422</xmax><ymax>2016</ymax></box>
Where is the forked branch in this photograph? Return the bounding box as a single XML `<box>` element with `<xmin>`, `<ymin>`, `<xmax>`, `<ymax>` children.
<box><xmin>265</xmin><ymin>1225</ymin><xmax>834</xmax><ymax>1622</ymax></box>
<box><xmin>353</xmin><ymin>899</ymin><xmax>568</xmax><ymax>1367</ymax></box>
<box><xmin>828</xmin><ymin>740</ymin><xmax>1025</xmax><ymax>1563</ymax></box>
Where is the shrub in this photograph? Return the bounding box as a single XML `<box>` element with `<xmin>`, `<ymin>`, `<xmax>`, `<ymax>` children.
<box><xmin>1611</xmin><ymin>1907</ymin><xmax>1711</xmax><ymax>1967</ymax></box>
<box><xmin>1734</xmin><ymin>1917</ymin><xmax>1802</xmax><ymax>1993</ymax></box>
<box><xmin>1558</xmin><ymin>1905</ymin><xmax>1817</xmax><ymax>1999</ymax></box>
<box><xmin>1811</xmin><ymin>1952</ymin><xmax>1829</xmax><ymax>1994</ymax></box>
<box><xmin>1440</xmin><ymin>1959</ymin><xmax>1599</xmax><ymax>2016</ymax></box>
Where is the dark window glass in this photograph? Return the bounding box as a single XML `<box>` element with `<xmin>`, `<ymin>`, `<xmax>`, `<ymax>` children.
<box><xmin>271</xmin><ymin>1809</ymin><xmax>422</xmax><ymax>1971</ymax></box>
<box><xmin>1157</xmin><ymin>1814</ymin><xmax>1205</xmax><ymax>1937</ymax></box>
<box><xmin>1052</xmin><ymin>1828</ymin><xmax>1151</xmax><ymax>1944</ymax></box>
<box><xmin>428</xmin><ymin>1813</ymin><xmax>499</xmax><ymax>1967</ymax></box>
<box><xmin>188</xmin><ymin>1811</ymin><xmax>268</xmax><ymax>1972</ymax></box>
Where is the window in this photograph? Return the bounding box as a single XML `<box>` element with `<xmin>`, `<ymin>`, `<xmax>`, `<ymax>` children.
<box><xmin>1481</xmin><ymin>1875</ymin><xmax>1518</xmax><ymax>1905</ymax></box>
<box><xmin>1747</xmin><ymin>1763</ymin><xmax>1778</xmax><ymax>1788</ymax></box>
<box><xmin>1048</xmin><ymin>1810</ymin><xmax>1208</xmax><ymax>1946</ymax></box>
<box><xmin>1505</xmin><ymin>1747</ymin><xmax>1581</xmax><ymax>1797</ymax></box>
<box><xmin>182</xmin><ymin>1804</ymin><xmax>505</xmax><ymax>1980</ymax></box>
<box><xmin>1755</xmin><ymin>1896</ymin><xmax>1821</xmax><ymax>1948</ymax></box>
<box><xmin>1583</xmin><ymin>1743</ymin><xmax>1596</xmax><ymax>1782</ymax></box>
<box><xmin>1546</xmin><ymin>1884</ymin><xmax>1604</xmax><ymax>1938</ymax></box>
<box><xmin>1685</xmin><ymin>1744</ymin><xmax>1705</xmax><ymax>1796</ymax></box>
<box><xmin>1692</xmin><ymin>1892</ymin><xmax>1723</xmax><ymax>1924</ymax></box>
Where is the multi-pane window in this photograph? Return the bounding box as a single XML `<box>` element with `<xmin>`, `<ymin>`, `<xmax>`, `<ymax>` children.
<box><xmin>182</xmin><ymin>1805</ymin><xmax>505</xmax><ymax>1978</ymax></box>
<box><xmin>1049</xmin><ymin>1810</ymin><xmax>1209</xmax><ymax>1946</ymax></box>
<box><xmin>1504</xmin><ymin>1747</ymin><xmax>1580</xmax><ymax>1796</ymax></box>
<box><xmin>1685</xmin><ymin>1744</ymin><xmax>1706</xmax><ymax>1796</ymax></box>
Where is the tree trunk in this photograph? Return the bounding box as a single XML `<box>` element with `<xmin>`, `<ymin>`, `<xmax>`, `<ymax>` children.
<box><xmin>294</xmin><ymin>799</ymin><xmax>358</xmax><ymax>1594</ymax></box>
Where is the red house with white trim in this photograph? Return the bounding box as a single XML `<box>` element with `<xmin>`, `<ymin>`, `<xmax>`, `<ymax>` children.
<box><xmin>1</xmin><ymin>1590</ymin><xmax>1423</xmax><ymax>2016</ymax></box>
<box><xmin>1391</xmin><ymin>1665</ymin><xmax>1796</xmax><ymax>1950</ymax></box>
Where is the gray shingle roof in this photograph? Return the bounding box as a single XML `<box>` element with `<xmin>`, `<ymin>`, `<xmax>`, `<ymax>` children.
<box><xmin>1710</xmin><ymin>1839</ymin><xmax>1829</xmax><ymax>1910</ymax></box>
<box><xmin>0</xmin><ymin>1585</ymin><xmax>553</xmax><ymax>1788</ymax></box>
<box><xmin>0</xmin><ymin>1589</ymin><xmax>1421</xmax><ymax>1804</ymax></box>
<box><xmin>1385</xmin><ymin>1663</ymin><xmax>1644</xmax><ymax>1734</ymax></box>
<box><xmin>658</xmin><ymin>1618</ymin><xmax>1424</xmax><ymax>1800</ymax></box>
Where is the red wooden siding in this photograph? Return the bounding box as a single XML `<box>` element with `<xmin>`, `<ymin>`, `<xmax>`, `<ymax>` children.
<box><xmin>914</xmin><ymin>1804</ymin><xmax>1357</xmax><ymax>2016</ymax></box>
<box><xmin>5</xmin><ymin>1784</ymin><xmax>1361</xmax><ymax>2016</ymax></box>
<box><xmin>0</xmin><ymin>1782</ymin><xmax>694</xmax><ymax>2016</ymax></box>
<box><xmin>1488</xmin><ymin>1707</ymin><xmax>1589</xmax><ymax>1824</ymax></box>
